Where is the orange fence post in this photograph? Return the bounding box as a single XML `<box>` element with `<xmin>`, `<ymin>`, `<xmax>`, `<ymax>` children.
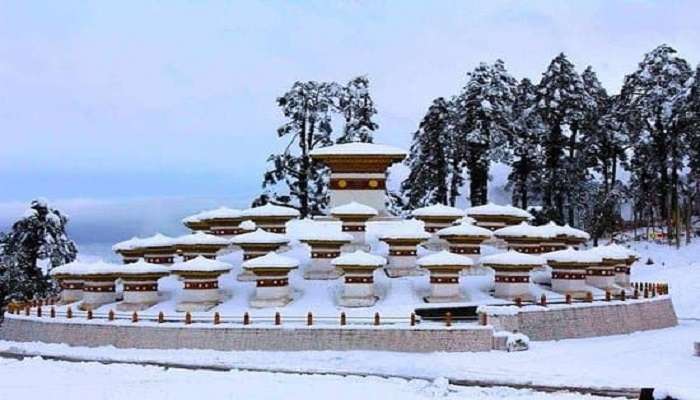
<box><xmin>157</xmin><ymin>311</ymin><xmax>164</xmax><ymax>323</ymax></box>
<box><xmin>307</xmin><ymin>312</ymin><xmax>313</xmax><ymax>326</ymax></box>
<box><xmin>108</xmin><ymin>309</ymin><xmax>115</xmax><ymax>321</ymax></box>
<box><xmin>445</xmin><ymin>312</ymin><xmax>452</xmax><ymax>327</ymax></box>
<box><xmin>66</xmin><ymin>307</ymin><xmax>72</xmax><ymax>319</ymax></box>
<box><xmin>373</xmin><ymin>312</ymin><xmax>380</xmax><ymax>326</ymax></box>
<box><xmin>132</xmin><ymin>311</ymin><xmax>138</xmax><ymax>323</ymax></box>
<box><xmin>185</xmin><ymin>312</ymin><xmax>192</xmax><ymax>325</ymax></box>
<box><xmin>340</xmin><ymin>312</ymin><xmax>346</xmax><ymax>326</ymax></box>
<box><xmin>214</xmin><ymin>312</ymin><xmax>220</xmax><ymax>325</ymax></box>
<box><xmin>565</xmin><ymin>294</ymin><xmax>572</xmax><ymax>304</ymax></box>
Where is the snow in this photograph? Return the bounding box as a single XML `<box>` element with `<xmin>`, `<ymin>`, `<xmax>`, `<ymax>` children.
<box><xmin>174</xmin><ymin>231</ymin><xmax>231</xmax><ymax>246</ymax></box>
<box><xmin>309</xmin><ymin>142</ymin><xmax>407</xmax><ymax>157</ymax></box>
<box><xmin>329</xmin><ymin>201</ymin><xmax>378</xmax><ymax>216</ymax></box>
<box><xmin>182</xmin><ymin>207</ymin><xmax>242</xmax><ymax>223</ymax></box>
<box><xmin>542</xmin><ymin>248</ymin><xmax>602</xmax><ymax>264</ymax></box>
<box><xmin>170</xmin><ymin>256</ymin><xmax>232</xmax><ymax>273</ymax></box>
<box><xmin>589</xmin><ymin>244</ymin><xmax>631</xmax><ymax>261</ymax></box>
<box><xmin>411</xmin><ymin>204</ymin><xmax>465</xmax><ymax>217</ymax></box>
<box><xmin>559</xmin><ymin>224</ymin><xmax>590</xmax><ymax>240</ymax></box>
<box><xmin>493</xmin><ymin>222</ymin><xmax>553</xmax><ymax>238</ymax></box>
<box><xmin>242</xmin><ymin>251</ymin><xmax>299</xmax><ymax>269</ymax></box>
<box><xmin>111</xmin><ymin>236</ymin><xmax>142</xmax><ymax>251</ymax></box>
<box><xmin>379</xmin><ymin>227</ymin><xmax>431</xmax><ymax>241</ymax></box>
<box><xmin>466</xmin><ymin>203</ymin><xmax>533</xmax><ymax>219</ymax></box>
<box><xmin>0</xmin><ymin>356</ymin><xmax>626</xmax><ymax>400</ymax></box>
<box><xmin>288</xmin><ymin>219</ymin><xmax>351</xmax><ymax>242</ymax></box>
<box><xmin>454</xmin><ymin>215</ymin><xmax>476</xmax><ymax>225</ymax></box>
<box><xmin>239</xmin><ymin>220</ymin><xmax>256</xmax><ymax>230</ymax></box>
<box><xmin>230</xmin><ymin>228</ymin><xmax>289</xmax><ymax>244</ymax></box>
<box><xmin>416</xmin><ymin>250</ymin><xmax>474</xmax><ymax>266</ymax></box>
<box><xmin>436</xmin><ymin>223</ymin><xmax>493</xmax><ymax>238</ymax></box>
<box><xmin>136</xmin><ymin>233</ymin><xmax>176</xmax><ymax>248</ymax></box>
<box><xmin>332</xmin><ymin>250</ymin><xmax>386</xmax><ymax>267</ymax></box>
<box><xmin>479</xmin><ymin>251</ymin><xmax>544</xmax><ymax>266</ymax></box>
<box><xmin>241</xmin><ymin>204</ymin><xmax>300</xmax><ymax>218</ymax></box>
<box><xmin>115</xmin><ymin>259</ymin><xmax>170</xmax><ymax>275</ymax></box>
<box><xmin>49</xmin><ymin>260</ymin><xmax>122</xmax><ymax>276</ymax></box>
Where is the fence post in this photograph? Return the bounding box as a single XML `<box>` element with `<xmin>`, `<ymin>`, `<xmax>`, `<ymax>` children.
<box><xmin>643</xmin><ymin>288</ymin><xmax>649</xmax><ymax>299</ymax></box>
<box><xmin>274</xmin><ymin>312</ymin><xmax>281</xmax><ymax>326</ymax></box>
<box><xmin>633</xmin><ymin>289</ymin><xmax>639</xmax><ymax>300</ymax></box>
<box><xmin>132</xmin><ymin>311</ymin><xmax>138</xmax><ymax>323</ymax></box>
<box><xmin>243</xmin><ymin>312</ymin><xmax>250</xmax><ymax>325</ymax></box>
<box><xmin>565</xmin><ymin>294</ymin><xmax>572</xmax><ymax>304</ymax></box>
<box><xmin>340</xmin><ymin>312</ymin><xmax>346</xmax><ymax>326</ymax></box>
<box><xmin>108</xmin><ymin>309</ymin><xmax>115</xmax><ymax>321</ymax></box>
<box><xmin>585</xmin><ymin>292</ymin><xmax>593</xmax><ymax>303</ymax></box>
<box><xmin>445</xmin><ymin>312</ymin><xmax>452</xmax><ymax>327</ymax></box>
<box><xmin>36</xmin><ymin>306</ymin><xmax>42</xmax><ymax>318</ymax></box>
<box><xmin>515</xmin><ymin>297</ymin><xmax>522</xmax><ymax>307</ymax></box>
<box><xmin>158</xmin><ymin>311</ymin><xmax>164</xmax><ymax>323</ymax></box>
<box><xmin>374</xmin><ymin>312</ymin><xmax>380</xmax><ymax>326</ymax></box>
<box><xmin>605</xmin><ymin>291</ymin><xmax>611</xmax><ymax>301</ymax></box>
<box><xmin>66</xmin><ymin>307</ymin><xmax>72</xmax><ymax>319</ymax></box>
<box><xmin>479</xmin><ymin>312</ymin><xmax>487</xmax><ymax>326</ymax></box>
<box><xmin>50</xmin><ymin>307</ymin><xmax>56</xmax><ymax>318</ymax></box>
<box><xmin>307</xmin><ymin>312</ymin><xmax>313</xmax><ymax>326</ymax></box>
<box><xmin>24</xmin><ymin>306</ymin><xmax>30</xmax><ymax>316</ymax></box>
<box><xmin>540</xmin><ymin>294</ymin><xmax>547</xmax><ymax>307</ymax></box>
<box><xmin>214</xmin><ymin>312</ymin><xmax>220</xmax><ymax>325</ymax></box>
<box><xmin>410</xmin><ymin>312</ymin><xmax>416</xmax><ymax>327</ymax></box>
<box><xmin>87</xmin><ymin>309</ymin><xmax>93</xmax><ymax>320</ymax></box>
<box><xmin>185</xmin><ymin>312</ymin><xmax>192</xmax><ymax>325</ymax></box>
<box><xmin>620</xmin><ymin>289</ymin><xmax>626</xmax><ymax>301</ymax></box>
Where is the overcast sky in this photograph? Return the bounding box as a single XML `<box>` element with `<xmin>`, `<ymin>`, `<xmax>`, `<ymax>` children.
<box><xmin>1</xmin><ymin>1</ymin><xmax>699</xmax><ymax>245</ymax></box>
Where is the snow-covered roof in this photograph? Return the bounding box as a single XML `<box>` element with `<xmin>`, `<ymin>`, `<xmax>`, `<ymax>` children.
<box><xmin>174</xmin><ymin>231</ymin><xmax>231</xmax><ymax>246</ymax></box>
<box><xmin>479</xmin><ymin>250</ymin><xmax>544</xmax><ymax>266</ymax></box>
<box><xmin>537</xmin><ymin>222</ymin><xmax>570</xmax><ymax>238</ymax></box>
<box><xmin>170</xmin><ymin>256</ymin><xmax>232</xmax><ymax>273</ymax></box>
<box><xmin>379</xmin><ymin>227</ymin><xmax>431</xmax><ymax>240</ymax></box>
<box><xmin>466</xmin><ymin>203</ymin><xmax>533</xmax><ymax>219</ymax></box>
<box><xmin>494</xmin><ymin>222</ymin><xmax>553</xmax><ymax>239</ymax></box>
<box><xmin>112</xmin><ymin>237</ymin><xmax>142</xmax><ymax>251</ymax></box>
<box><xmin>242</xmin><ymin>251</ymin><xmax>299</xmax><ymax>270</ymax></box>
<box><xmin>543</xmin><ymin>247</ymin><xmax>602</xmax><ymax>264</ymax></box>
<box><xmin>416</xmin><ymin>250</ymin><xmax>474</xmax><ymax>267</ymax></box>
<box><xmin>50</xmin><ymin>260</ymin><xmax>122</xmax><ymax>276</ymax></box>
<box><xmin>230</xmin><ymin>228</ymin><xmax>289</xmax><ymax>244</ymax></box>
<box><xmin>295</xmin><ymin>223</ymin><xmax>353</xmax><ymax>242</ymax></box>
<box><xmin>331</xmin><ymin>250</ymin><xmax>386</xmax><ymax>267</ymax></box>
<box><xmin>182</xmin><ymin>207</ymin><xmax>242</xmax><ymax>223</ymax></box>
<box><xmin>590</xmin><ymin>244</ymin><xmax>634</xmax><ymax>260</ymax></box>
<box><xmin>559</xmin><ymin>224</ymin><xmax>590</xmax><ymax>240</ymax></box>
<box><xmin>411</xmin><ymin>204</ymin><xmax>466</xmax><ymax>218</ymax></box>
<box><xmin>330</xmin><ymin>201</ymin><xmax>378</xmax><ymax>216</ymax></box>
<box><xmin>117</xmin><ymin>259</ymin><xmax>170</xmax><ymax>275</ymax></box>
<box><xmin>239</xmin><ymin>220</ymin><xmax>256</xmax><ymax>231</ymax></box>
<box><xmin>138</xmin><ymin>233</ymin><xmax>175</xmax><ymax>248</ymax></box>
<box><xmin>241</xmin><ymin>204</ymin><xmax>300</xmax><ymax>218</ymax></box>
<box><xmin>309</xmin><ymin>142</ymin><xmax>406</xmax><ymax>157</ymax></box>
<box><xmin>436</xmin><ymin>223</ymin><xmax>493</xmax><ymax>238</ymax></box>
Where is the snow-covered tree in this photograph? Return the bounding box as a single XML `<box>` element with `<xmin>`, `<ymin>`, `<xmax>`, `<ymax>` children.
<box><xmin>337</xmin><ymin>76</ymin><xmax>378</xmax><ymax>144</ymax></box>
<box><xmin>256</xmin><ymin>81</ymin><xmax>342</xmax><ymax>217</ymax></box>
<box><xmin>535</xmin><ymin>53</ymin><xmax>592</xmax><ymax>224</ymax></box>
<box><xmin>453</xmin><ymin>60</ymin><xmax>518</xmax><ymax>206</ymax></box>
<box><xmin>401</xmin><ymin>97</ymin><xmax>458</xmax><ymax>208</ymax></box>
<box><xmin>619</xmin><ymin>44</ymin><xmax>692</xmax><ymax>246</ymax></box>
<box><xmin>507</xmin><ymin>78</ymin><xmax>544</xmax><ymax>209</ymax></box>
<box><xmin>0</xmin><ymin>199</ymin><xmax>78</xmax><ymax>308</ymax></box>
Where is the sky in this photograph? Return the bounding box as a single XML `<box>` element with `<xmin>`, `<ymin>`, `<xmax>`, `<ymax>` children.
<box><xmin>1</xmin><ymin>1</ymin><xmax>699</xmax><ymax>248</ymax></box>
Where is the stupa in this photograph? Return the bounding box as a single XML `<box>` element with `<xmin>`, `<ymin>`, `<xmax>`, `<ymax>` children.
<box><xmin>379</xmin><ymin>227</ymin><xmax>431</xmax><ymax>277</ymax></box>
<box><xmin>493</xmin><ymin>222</ymin><xmax>552</xmax><ymax>254</ymax></box>
<box><xmin>332</xmin><ymin>250</ymin><xmax>386</xmax><ymax>307</ymax></box>
<box><xmin>230</xmin><ymin>228</ymin><xmax>289</xmax><ymax>281</ymax></box>
<box><xmin>174</xmin><ymin>231</ymin><xmax>231</xmax><ymax>260</ymax></box>
<box><xmin>411</xmin><ymin>204</ymin><xmax>466</xmax><ymax>233</ymax></box>
<box><xmin>170</xmin><ymin>256</ymin><xmax>232</xmax><ymax>312</ymax></box>
<box><xmin>116</xmin><ymin>260</ymin><xmax>170</xmax><ymax>311</ymax></box>
<box><xmin>241</xmin><ymin>204</ymin><xmax>300</xmax><ymax>233</ymax></box>
<box><xmin>465</xmin><ymin>203</ymin><xmax>532</xmax><ymax>231</ymax></box>
<box><xmin>543</xmin><ymin>248</ymin><xmax>601</xmax><ymax>298</ymax></box>
<box><xmin>112</xmin><ymin>237</ymin><xmax>145</xmax><ymax>264</ymax></box>
<box><xmin>182</xmin><ymin>207</ymin><xmax>244</xmax><ymax>236</ymax></box>
<box><xmin>480</xmin><ymin>251</ymin><xmax>544</xmax><ymax>300</ymax></box>
<box><xmin>242</xmin><ymin>252</ymin><xmax>299</xmax><ymax>308</ymax></box>
<box><xmin>310</xmin><ymin>142</ymin><xmax>406</xmax><ymax>215</ymax></box>
<box><xmin>297</xmin><ymin>224</ymin><xmax>353</xmax><ymax>280</ymax></box>
<box><xmin>416</xmin><ymin>250</ymin><xmax>473</xmax><ymax>302</ymax></box>
<box><xmin>49</xmin><ymin>262</ymin><xmax>85</xmax><ymax>304</ymax></box>
<box><xmin>436</xmin><ymin>223</ymin><xmax>493</xmax><ymax>259</ymax></box>
<box><xmin>329</xmin><ymin>201</ymin><xmax>378</xmax><ymax>249</ymax></box>
<box><xmin>76</xmin><ymin>261</ymin><xmax>122</xmax><ymax>311</ymax></box>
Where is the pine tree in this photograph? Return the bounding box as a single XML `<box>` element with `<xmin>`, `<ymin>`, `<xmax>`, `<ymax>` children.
<box><xmin>256</xmin><ymin>81</ymin><xmax>342</xmax><ymax>217</ymax></box>
<box><xmin>337</xmin><ymin>76</ymin><xmax>378</xmax><ymax>144</ymax></box>
<box><xmin>401</xmin><ymin>97</ymin><xmax>456</xmax><ymax>208</ymax></box>
<box><xmin>453</xmin><ymin>60</ymin><xmax>518</xmax><ymax>206</ymax></box>
<box><xmin>507</xmin><ymin>78</ymin><xmax>544</xmax><ymax>209</ymax></box>
<box><xmin>619</xmin><ymin>44</ymin><xmax>692</xmax><ymax>246</ymax></box>
<box><xmin>535</xmin><ymin>53</ymin><xmax>590</xmax><ymax>224</ymax></box>
<box><xmin>0</xmin><ymin>199</ymin><xmax>78</xmax><ymax>308</ymax></box>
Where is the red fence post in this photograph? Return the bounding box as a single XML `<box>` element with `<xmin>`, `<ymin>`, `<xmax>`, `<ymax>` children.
<box><xmin>185</xmin><ymin>312</ymin><xmax>192</xmax><ymax>325</ymax></box>
<box><xmin>274</xmin><ymin>312</ymin><xmax>281</xmax><ymax>326</ymax></box>
<box><xmin>307</xmin><ymin>312</ymin><xmax>313</xmax><ymax>326</ymax></box>
<box><xmin>445</xmin><ymin>312</ymin><xmax>452</xmax><ymax>327</ymax></box>
<box><xmin>340</xmin><ymin>312</ymin><xmax>346</xmax><ymax>326</ymax></box>
<box><xmin>410</xmin><ymin>312</ymin><xmax>416</xmax><ymax>326</ymax></box>
<box><xmin>214</xmin><ymin>312</ymin><xmax>220</xmax><ymax>325</ymax></box>
<box><xmin>373</xmin><ymin>312</ymin><xmax>380</xmax><ymax>326</ymax></box>
<box><xmin>243</xmin><ymin>312</ymin><xmax>250</xmax><ymax>325</ymax></box>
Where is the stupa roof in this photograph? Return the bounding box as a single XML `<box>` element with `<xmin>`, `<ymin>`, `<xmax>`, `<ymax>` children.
<box><xmin>50</xmin><ymin>260</ymin><xmax>122</xmax><ymax>276</ymax></box>
<box><xmin>115</xmin><ymin>259</ymin><xmax>170</xmax><ymax>275</ymax></box>
<box><xmin>241</xmin><ymin>203</ymin><xmax>300</xmax><ymax>218</ymax></box>
<box><xmin>239</xmin><ymin>220</ymin><xmax>257</xmax><ymax>231</ymax></box>
<box><xmin>296</xmin><ymin>223</ymin><xmax>353</xmax><ymax>242</ymax></box>
<box><xmin>543</xmin><ymin>247</ymin><xmax>602</xmax><ymax>264</ymax></box>
<box><xmin>138</xmin><ymin>233</ymin><xmax>175</xmax><ymax>248</ymax></box>
<box><xmin>466</xmin><ymin>203</ymin><xmax>533</xmax><ymax>219</ymax></box>
<box><xmin>417</xmin><ymin>250</ymin><xmax>474</xmax><ymax>266</ymax></box>
<box><xmin>412</xmin><ymin>204</ymin><xmax>466</xmax><ymax>218</ymax></box>
<box><xmin>242</xmin><ymin>252</ymin><xmax>299</xmax><ymax>269</ymax></box>
<box><xmin>309</xmin><ymin>142</ymin><xmax>406</xmax><ymax>157</ymax></box>
<box><xmin>182</xmin><ymin>207</ymin><xmax>242</xmax><ymax>223</ymax></box>
<box><xmin>331</xmin><ymin>250</ymin><xmax>386</xmax><ymax>267</ymax></box>
<box><xmin>559</xmin><ymin>224</ymin><xmax>591</xmax><ymax>240</ymax></box>
<box><xmin>494</xmin><ymin>222</ymin><xmax>553</xmax><ymax>239</ymax></box>
<box><xmin>174</xmin><ymin>231</ymin><xmax>231</xmax><ymax>246</ymax></box>
<box><xmin>330</xmin><ymin>201</ymin><xmax>378</xmax><ymax>216</ymax></box>
<box><xmin>170</xmin><ymin>256</ymin><xmax>232</xmax><ymax>273</ymax></box>
<box><xmin>436</xmin><ymin>223</ymin><xmax>493</xmax><ymax>238</ymax></box>
<box><xmin>230</xmin><ymin>228</ymin><xmax>289</xmax><ymax>244</ymax></box>
<box><xmin>112</xmin><ymin>237</ymin><xmax>142</xmax><ymax>251</ymax></box>
<box><xmin>479</xmin><ymin>250</ymin><xmax>544</xmax><ymax>266</ymax></box>
<box><xmin>590</xmin><ymin>243</ymin><xmax>634</xmax><ymax>260</ymax></box>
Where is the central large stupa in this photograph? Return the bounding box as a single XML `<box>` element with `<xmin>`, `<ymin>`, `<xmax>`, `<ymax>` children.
<box><xmin>310</xmin><ymin>142</ymin><xmax>406</xmax><ymax>215</ymax></box>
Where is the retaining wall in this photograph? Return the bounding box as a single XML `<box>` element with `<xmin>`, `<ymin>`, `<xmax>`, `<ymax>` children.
<box><xmin>0</xmin><ymin>317</ymin><xmax>494</xmax><ymax>352</ymax></box>
<box><xmin>482</xmin><ymin>297</ymin><xmax>678</xmax><ymax>341</ymax></box>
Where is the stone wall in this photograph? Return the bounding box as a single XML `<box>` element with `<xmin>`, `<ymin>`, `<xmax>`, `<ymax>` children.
<box><xmin>0</xmin><ymin>317</ymin><xmax>494</xmax><ymax>353</ymax></box>
<box><xmin>482</xmin><ymin>297</ymin><xmax>678</xmax><ymax>341</ymax></box>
